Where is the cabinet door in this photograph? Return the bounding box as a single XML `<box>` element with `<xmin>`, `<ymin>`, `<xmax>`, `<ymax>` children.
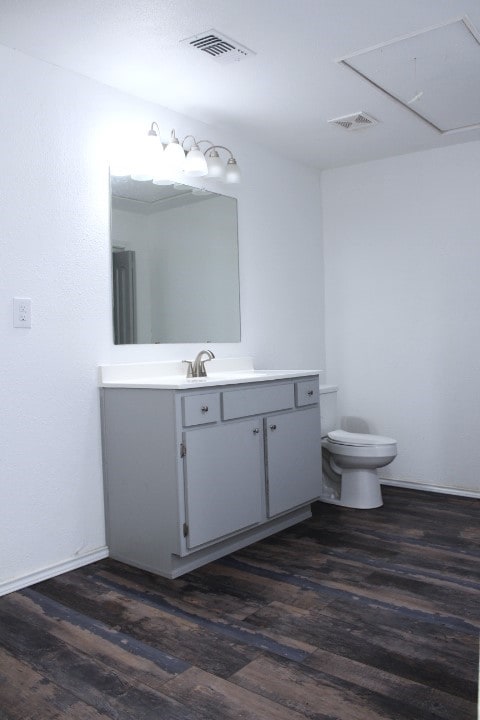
<box><xmin>265</xmin><ymin>407</ymin><xmax>321</xmax><ymax>517</ymax></box>
<box><xmin>183</xmin><ymin>419</ymin><xmax>264</xmax><ymax>549</ymax></box>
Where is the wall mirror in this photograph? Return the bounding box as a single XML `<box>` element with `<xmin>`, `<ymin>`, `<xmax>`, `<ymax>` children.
<box><xmin>110</xmin><ymin>176</ymin><xmax>241</xmax><ymax>344</ymax></box>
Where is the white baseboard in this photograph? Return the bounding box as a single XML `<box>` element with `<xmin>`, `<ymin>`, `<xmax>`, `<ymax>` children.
<box><xmin>380</xmin><ymin>477</ymin><xmax>480</xmax><ymax>500</ymax></box>
<box><xmin>0</xmin><ymin>546</ymin><xmax>109</xmax><ymax>598</ymax></box>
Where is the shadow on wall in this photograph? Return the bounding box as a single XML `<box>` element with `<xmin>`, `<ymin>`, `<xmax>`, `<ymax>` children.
<box><xmin>340</xmin><ymin>416</ymin><xmax>372</xmax><ymax>433</ymax></box>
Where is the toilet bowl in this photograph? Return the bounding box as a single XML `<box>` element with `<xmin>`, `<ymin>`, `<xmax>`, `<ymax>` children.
<box><xmin>322</xmin><ymin>430</ymin><xmax>397</xmax><ymax>509</ymax></box>
<box><xmin>319</xmin><ymin>385</ymin><xmax>397</xmax><ymax>509</ymax></box>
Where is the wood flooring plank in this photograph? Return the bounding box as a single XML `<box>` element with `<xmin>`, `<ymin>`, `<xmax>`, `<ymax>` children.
<box><xmin>36</xmin><ymin>569</ymin><xmax>316</xmax><ymax>666</ymax></box>
<box><xmin>88</xmin><ymin>558</ymin><xmax>263</xmax><ymax>621</ymax></box>
<box><xmin>162</xmin><ymin>666</ymin><xmax>309</xmax><ymax>720</ymax></box>
<box><xmin>0</xmin><ymin>647</ymin><xmax>112</xmax><ymax>720</ymax></box>
<box><xmin>90</xmin><ymin>566</ymin><xmax>318</xmax><ymax>656</ymax></box>
<box><xmin>230</xmin><ymin>654</ymin><xmax>477</xmax><ymax>720</ymax></box>
<box><xmin>285</xmin><ymin>532</ymin><xmax>480</xmax><ymax>590</ymax></box>
<box><xmin>242</xmin><ymin>600</ymin><xmax>478</xmax><ymax>701</ymax></box>
<box><xmin>306</xmin><ymin>523</ymin><xmax>480</xmax><ymax>566</ymax></box>
<box><xmin>226</xmin><ymin>496</ymin><xmax>479</xmax><ymax>632</ymax></box>
<box><xmin>239</xmin><ymin>522</ymin><xmax>480</xmax><ymax>583</ymax></box>
<box><xmin>244</xmin><ymin>515</ymin><xmax>480</xmax><ymax>577</ymax></box>
<box><xmin>34</xmin><ymin>571</ymin><xmax>269</xmax><ymax>676</ymax></box>
<box><xmin>303</xmin><ymin>648</ymin><xmax>477</xmax><ymax>720</ymax></box>
<box><xmin>2</xmin><ymin>590</ymin><xmax>182</xmax><ymax>693</ymax></box>
<box><xmin>0</xmin><ymin>604</ymin><xmax>204</xmax><ymax>720</ymax></box>
<box><xmin>222</xmin><ymin>545</ymin><xmax>480</xmax><ymax>628</ymax></box>
<box><xmin>94</xmin><ymin>557</ymin><xmax>332</xmax><ymax>616</ymax></box>
<box><xmin>195</xmin><ymin>561</ymin><xmax>333</xmax><ymax>613</ymax></box>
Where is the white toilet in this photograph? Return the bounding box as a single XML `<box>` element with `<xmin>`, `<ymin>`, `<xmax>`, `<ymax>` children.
<box><xmin>319</xmin><ymin>385</ymin><xmax>397</xmax><ymax>509</ymax></box>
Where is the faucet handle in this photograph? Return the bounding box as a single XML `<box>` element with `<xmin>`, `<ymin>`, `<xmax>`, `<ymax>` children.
<box><xmin>199</xmin><ymin>353</ymin><xmax>214</xmax><ymax>377</ymax></box>
<box><xmin>182</xmin><ymin>360</ymin><xmax>193</xmax><ymax>378</ymax></box>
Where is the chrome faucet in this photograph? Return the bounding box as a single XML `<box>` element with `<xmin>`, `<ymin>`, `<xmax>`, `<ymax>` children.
<box><xmin>183</xmin><ymin>349</ymin><xmax>215</xmax><ymax>378</ymax></box>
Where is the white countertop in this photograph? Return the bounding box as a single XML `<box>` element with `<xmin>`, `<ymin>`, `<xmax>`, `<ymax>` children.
<box><xmin>99</xmin><ymin>357</ymin><xmax>320</xmax><ymax>390</ymax></box>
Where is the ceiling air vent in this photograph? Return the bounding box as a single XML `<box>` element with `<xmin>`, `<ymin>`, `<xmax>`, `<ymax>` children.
<box><xmin>328</xmin><ymin>112</ymin><xmax>378</xmax><ymax>130</ymax></box>
<box><xmin>180</xmin><ymin>29</ymin><xmax>255</xmax><ymax>64</ymax></box>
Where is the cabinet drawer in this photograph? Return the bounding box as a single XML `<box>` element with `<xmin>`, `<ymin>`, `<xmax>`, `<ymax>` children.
<box><xmin>295</xmin><ymin>379</ymin><xmax>319</xmax><ymax>407</ymax></box>
<box><xmin>182</xmin><ymin>393</ymin><xmax>220</xmax><ymax>426</ymax></box>
<box><xmin>222</xmin><ymin>383</ymin><xmax>294</xmax><ymax>420</ymax></box>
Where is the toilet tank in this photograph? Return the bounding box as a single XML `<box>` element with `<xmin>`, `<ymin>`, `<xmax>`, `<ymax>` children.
<box><xmin>319</xmin><ymin>385</ymin><xmax>338</xmax><ymax>436</ymax></box>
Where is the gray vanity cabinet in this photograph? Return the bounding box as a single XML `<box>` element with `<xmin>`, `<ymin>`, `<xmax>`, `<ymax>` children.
<box><xmin>101</xmin><ymin>375</ymin><xmax>321</xmax><ymax>578</ymax></box>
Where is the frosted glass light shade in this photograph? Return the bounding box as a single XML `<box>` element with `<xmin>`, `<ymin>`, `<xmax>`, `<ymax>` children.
<box><xmin>131</xmin><ymin>132</ymin><xmax>163</xmax><ymax>181</ymax></box>
<box><xmin>164</xmin><ymin>138</ymin><xmax>186</xmax><ymax>174</ymax></box>
<box><xmin>206</xmin><ymin>151</ymin><xmax>225</xmax><ymax>178</ymax></box>
<box><xmin>225</xmin><ymin>158</ymin><xmax>241</xmax><ymax>184</ymax></box>
<box><xmin>184</xmin><ymin>147</ymin><xmax>208</xmax><ymax>177</ymax></box>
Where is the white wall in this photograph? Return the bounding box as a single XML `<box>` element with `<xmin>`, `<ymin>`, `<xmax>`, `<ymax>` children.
<box><xmin>0</xmin><ymin>44</ymin><xmax>324</xmax><ymax>594</ymax></box>
<box><xmin>322</xmin><ymin>142</ymin><xmax>480</xmax><ymax>495</ymax></box>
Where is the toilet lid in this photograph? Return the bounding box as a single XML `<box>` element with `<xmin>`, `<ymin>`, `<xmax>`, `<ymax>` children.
<box><xmin>327</xmin><ymin>429</ymin><xmax>396</xmax><ymax>446</ymax></box>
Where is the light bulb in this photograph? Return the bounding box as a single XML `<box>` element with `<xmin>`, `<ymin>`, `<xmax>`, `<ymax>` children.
<box><xmin>152</xmin><ymin>154</ymin><xmax>174</xmax><ymax>185</ymax></box>
<box><xmin>225</xmin><ymin>157</ymin><xmax>241</xmax><ymax>184</ymax></box>
<box><xmin>184</xmin><ymin>145</ymin><xmax>208</xmax><ymax>177</ymax></box>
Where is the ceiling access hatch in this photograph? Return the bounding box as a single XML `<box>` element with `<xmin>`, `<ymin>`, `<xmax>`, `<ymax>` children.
<box><xmin>337</xmin><ymin>16</ymin><xmax>480</xmax><ymax>134</ymax></box>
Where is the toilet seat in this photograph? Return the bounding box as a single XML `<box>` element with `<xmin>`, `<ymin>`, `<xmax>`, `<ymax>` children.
<box><xmin>327</xmin><ymin>430</ymin><xmax>396</xmax><ymax>447</ymax></box>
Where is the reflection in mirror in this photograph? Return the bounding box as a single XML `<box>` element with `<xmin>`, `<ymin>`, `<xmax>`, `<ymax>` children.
<box><xmin>110</xmin><ymin>177</ymin><xmax>241</xmax><ymax>344</ymax></box>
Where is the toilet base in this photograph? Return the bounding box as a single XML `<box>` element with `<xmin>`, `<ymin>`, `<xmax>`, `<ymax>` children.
<box><xmin>340</xmin><ymin>468</ymin><xmax>383</xmax><ymax>509</ymax></box>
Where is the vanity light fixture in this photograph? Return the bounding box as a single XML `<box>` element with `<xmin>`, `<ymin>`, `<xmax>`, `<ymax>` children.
<box><xmin>113</xmin><ymin>122</ymin><xmax>241</xmax><ymax>184</ymax></box>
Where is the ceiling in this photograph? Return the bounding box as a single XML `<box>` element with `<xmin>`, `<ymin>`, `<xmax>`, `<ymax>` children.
<box><xmin>1</xmin><ymin>0</ymin><xmax>480</xmax><ymax>170</ymax></box>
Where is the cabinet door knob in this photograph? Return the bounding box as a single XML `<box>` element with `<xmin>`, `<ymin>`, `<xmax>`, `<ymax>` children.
<box><xmin>201</xmin><ymin>405</ymin><xmax>209</xmax><ymax>413</ymax></box>
<box><xmin>307</xmin><ymin>390</ymin><xmax>314</xmax><ymax>396</ymax></box>
<box><xmin>269</xmin><ymin>424</ymin><xmax>277</xmax><ymax>431</ymax></box>
<box><xmin>253</xmin><ymin>427</ymin><xmax>260</xmax><ymax>434</ymax></box>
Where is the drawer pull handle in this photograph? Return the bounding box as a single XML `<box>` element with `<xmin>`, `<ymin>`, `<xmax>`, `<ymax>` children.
<box><xmin>201</xmin><ymin>405</ymin><xmax>209</xmax><ymax>413</ymax></box>
<box><xmin>307</xmin><ymin>390</ymin><xmax>314</xmax><ymax>396</ymax></box>
<box><xmin>269</xmin><ymin>424</ymin><xmax>277</xmax><ymax>431</ymax></box>
<box><xmin>253</xmin><ymin>428</ymin><xmax>260</xmax><ymax>434</ymax></box>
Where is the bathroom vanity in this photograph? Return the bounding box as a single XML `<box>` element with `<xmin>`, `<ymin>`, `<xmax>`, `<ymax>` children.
<box><xmin>100</xmin><ymin>359</ymin><xmax>321</xmax><ymax>578</ymax></box>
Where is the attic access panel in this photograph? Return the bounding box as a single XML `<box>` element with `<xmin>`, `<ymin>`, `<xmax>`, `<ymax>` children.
<box><xmin>338</xmin><ymin>17</ymin><xmax>480</xmax><ymax>134</ymax></box>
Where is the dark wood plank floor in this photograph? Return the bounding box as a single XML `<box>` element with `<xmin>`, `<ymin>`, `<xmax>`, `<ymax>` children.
<box><xmin>0</xmin><ymin>486</ymin><xmax>478</xmax><ymax>719</ymax></box>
